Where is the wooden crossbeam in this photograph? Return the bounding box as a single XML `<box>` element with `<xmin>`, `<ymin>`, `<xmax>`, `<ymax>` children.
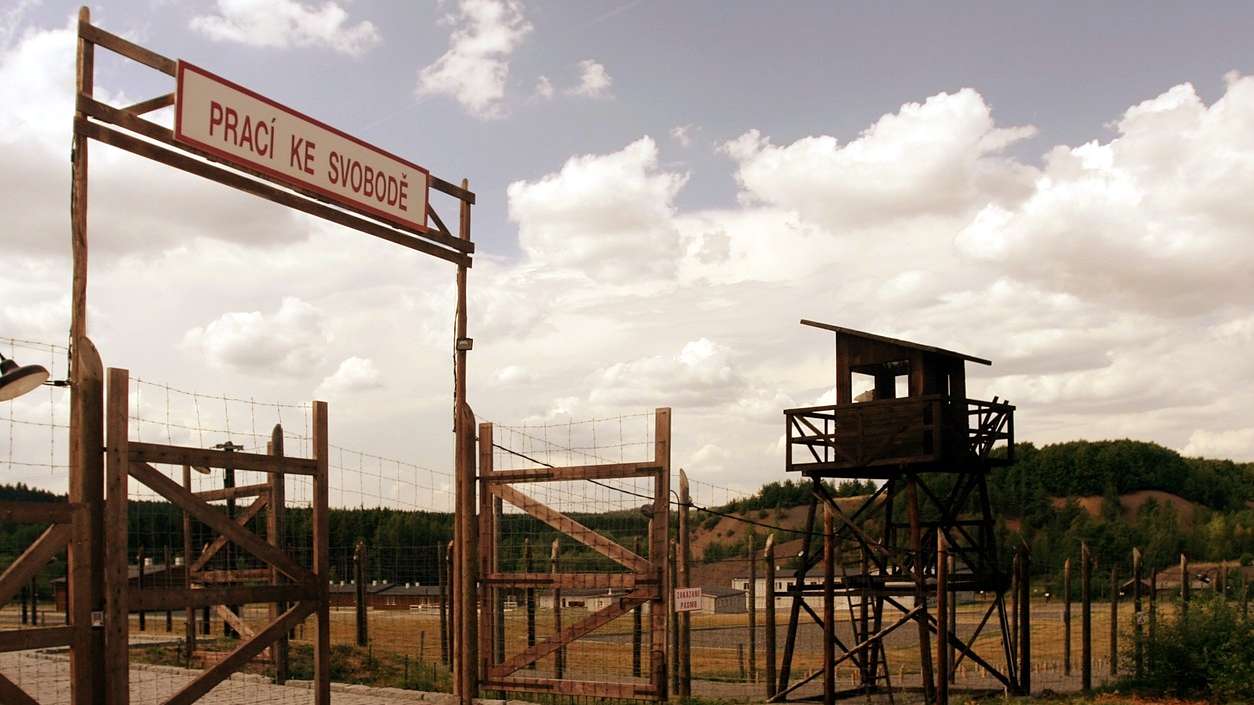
<box><xmin>482</xmin><ymin>676</ymin><xmax>657</xmax><ymax>700</ymax></box>
<box><xmin>481</xmin><ymin>572</ymin><xmax>655</xmax><ymax>590</ymax></box>
<box><xmin>130</xmin><ymin>442</ymin><xmax>315</xmax><ymax>476</ymax></box>
<box><xmin>0</xmin><ymin>671</ymin><xmax>39</xmax><ymax>705</ymax></box>
<box><xmin>194</xmin><ymin>482</ymin><xmax>269</xmax><ymax>502</ymax></box>
<box><xmin>164</xmin><ymin>600</ymin><xmax>316</xmax><ymax>705</ymax></box>
<box><xmin>129</xmin><ymin>462</ymin><xmax>314</xmax><ymax>584</ymax></box>
<box><xmin>490</xmin><ymin>483</ymin><xmax>650</xmax><ymax>573</ymax></box>
<box><xmin>487</xmin><ymin>592</ymin><xmax>648</xmax><ymax>678</ymax></box>
<box><xmin>0</xmin><ymin>501</ymin><xmax>75</xmax><ymax>524</ymax></box>
<box><xmin>78</xmin><ymin>21</ymin><xmax>175</xmax><ymax>75</ymax></box>
<box><xmin>130</xmin><ymin>583</ymin><xmax>315</xmax><ymax>611</ymax></box>
<box><xmin>483</xmin><ymin>461</ymin><xmax>660</xmax><ymax>484</ymax></box>
<box><xmin>216</xmin><ymin>605</ymin><xmax>256</xmax><ymax>639</ymax></box>
<box><xmin>122</xmin><ymin>92</ymin><xmax>173</xmax><ymax>115</ymax></box>
<box><xmin>190</xmin><ymin>493</ymin><xmax>269</xmax><ymax>572</ymax></box>
<box><xmin>0</xmin><ymin>524</ymin><xmax>71</xmax><ymax>606</ymax></box>
<box><xmin>0</xmin><ymin>625</ymin><xmax>76</xmax><ymax>653</ymax></box>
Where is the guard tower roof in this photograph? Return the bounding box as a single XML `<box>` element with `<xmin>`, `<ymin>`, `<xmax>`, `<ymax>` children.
<box><xmin>800</xmin><ymin>319</ymin><xmax>992</xmax><ymax>367</ymax></box>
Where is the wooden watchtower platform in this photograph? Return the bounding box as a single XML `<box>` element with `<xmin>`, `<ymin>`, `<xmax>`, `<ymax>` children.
<box><xmin>772</xmin><ymin>322</ymin><xmax>1021</xmax><ymax>704</ymax></box>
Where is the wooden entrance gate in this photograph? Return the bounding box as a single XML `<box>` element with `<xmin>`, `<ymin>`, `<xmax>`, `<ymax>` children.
<box><xmin>477</xmin><ymin>410</ymin><xmax>671</xmax><ymax>701</ymax></box>
<box><xmin>103</xmin><ymin>367</ymin><xmax>331</xmax><ymax>705</ymax></box>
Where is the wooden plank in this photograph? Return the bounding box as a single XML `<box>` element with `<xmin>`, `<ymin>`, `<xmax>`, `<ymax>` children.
<box><xmin>78</xmin><ymin>21</ymin><xmax>175</xmax><ymax>75</ymax></box>
<box><xmin>487</xmin><ymin>592</ymin><xmax>649</xmax><ymax>678</ymax></box>
<box><xmin>128</xmin><ymin>461</ymin><xmax>314</xmax><ymax>584</ymax></box>
<box><xmin>194</xmin><ymin>482</ymin><xmax>270</xmax><ymax>502</ymax></box>
<box><xmin>484</xmin><ymin>461</ymin><xmax>661</xmax><ymax>484</ymax></box>
<box><xmin>164</xmin><ymin>600</ymin><xmax>316</xmax><ymax>705</ymax></box>
<box><xmin>481</xmin><ymin>572</ymin><xmax>655</xmax><ymax>590</ymax></box>
<box><xmin>75</xmin><ymin>118</ymin><xmax>472</xmax><ymax>268</ymax></box>
<box><xmin>0</xmin><ymin>671</ymin><xmax>40</xmax><ymax>705</ymax></box>
<box><xmin>268</xmin><ymin>424</ymin><xmax>289</xmax><ymax>683</ymax></box>
<box><xmin>189</xmin><ymin>493</ymin><xmax>269</xmax><ymax>572</ymax></box>
<box><xmin>432</xmin><ymin>175</ymin><xmax>476</xmax><ymax>204</ymax></box>
<box><xmin>312</xmin><ymin>401</ymin><xmax>330</xmax><ymax>705</ymax></box>
<box><xmin>194</xmin><ymin>568</ymin><xmax>275</xmax><ymax>583</ymax></box>
<box><xmin>491</xmin><ymin>483</ymin><xmax>650</xmax><ymax>574</ymax></box>
<box><xmin>76</xmin><ymin>98</ymin><xmax>475</xmax><ymax>257</ymax></box>
<box><xmin>104</xmin><ymin>367</ymin><xmax>130</xmax><ymax>705</ymax></box>
<box><xmin>0</xmin><ymin>524</ymin><xmax>71</xmax><ymax>606</ymax></box>
<box><xmin>216</xmin><ymin>604</ymin><xmax>255</xmax><ymax>639</ymax></box>
<box><xmin>0</xmin><ymin>625</ymin><xmax>77</xmax><ymax>653</ymax></box>
<box><xmin>482</xmin><ymin>677</ymin><xmax>656</xmax><ymax>700</ymax></box>
<box><xmin>122</xmin><ymin>92</ymin><xmax>173</xmax><ymax>115</ymax></box>
<box><xmin>0</xmin><ymin>501</ymin><xmax>76</xmax><ymax>524</ymax></box>
<box><xmin>129</xmin><ymin>441</ymin><xmax>315</xmax><ymax>476</ymax></box>
<box><xmin>130</xmin><ymin>583</ymin><xmax>316</xmax><ymax>612</ymax></box>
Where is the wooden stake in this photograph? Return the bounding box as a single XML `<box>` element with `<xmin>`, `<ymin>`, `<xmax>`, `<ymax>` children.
<box><xmin>632</xmin><ymin>536</ymin><xmax>642</xmax><ymax>677</ymax></box>
<box><xmin>678</xmin><ymin>468</ymin><xmax>691</xmax><ymax>698</ymax></box>
<box><xmin>354</xmin><ymin>540</ymin><xmax>368</xmax><ymax>646</ymax></box>
<box><xmin>764</xmin><ymin>533</ymin><xmax>777</xmax><ymax>699</ymax></box>
<box><xmin>1063</xmin><ymin>558</ymin><xmax>1071</xmax><ymax>676</ymax></box>
<box><xmin>68</xmin><ymin>336</ymin><xmax>104</xmax><ymax>705</ymax></box>
<box><xmin>747</xmin><ymin>531</ymin><xmax>757</xmax><ymax>684</ymax></box>
<box><xmin>652</xmin><ymin>409</ymin><xmax>671</xmax><ymax>701</ymax></box>
<box><xmin>1081</xmin><ymin>543</ymin><xmax>1091</xmax><ymax>693</ymax></box>
<box><xmin>936</xmin><ymin>530</ymin><xmax>949</xmax><ymax>705</ymax></box>
<box><xmin>440</xmin><ymin>541</ymin><xmax>449</xmax><ymax>666</ymax></box>
<box><xmin>267</xmin><ymin>425</ymin><xmax>289</xmax><ymax>683</ymax></box>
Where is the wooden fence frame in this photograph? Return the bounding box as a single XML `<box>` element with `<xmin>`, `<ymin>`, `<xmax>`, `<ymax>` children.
<box><xmin>476</xmin><ymin>409</ymin><xmax>671</xmax><ymax>700</ymax></box>
<box><xmin>103</xmin><ymin>366</ymin><xmax>330</xmax><ymax>705</ymax></box>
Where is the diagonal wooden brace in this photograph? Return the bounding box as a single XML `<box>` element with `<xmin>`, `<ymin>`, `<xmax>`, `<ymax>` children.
<box><xmin>491</xmin><ymin>483</ymin><xmax>650</xmax><ymax>573</ymax></box>
<box><xmin>488</xmin><ymin>592</ymin><xmax>650</xmax><ymax>679</ymax></box>
<box><xmin>190</xmin><ymin>493</ymin><xmax>269</xmax><ymax>573</ymax></box>
<box><xmin>0</xmin><ymin>523</ymin><xmax>71</xmax><ymax>606</ymax></box>
<box><xmin>164</xmin><ymin>600</ymin><xmax>316</xmax><ymax>705</ymax></box>
<box><xmin>130</xmin><ymin>462</ymin><xmax>314</xmax><ymax>585</ymax></box>
<box><xmin>0</xmin><ymin>671</ymin><xmax>40</xmax><ymax>705</ymax></box>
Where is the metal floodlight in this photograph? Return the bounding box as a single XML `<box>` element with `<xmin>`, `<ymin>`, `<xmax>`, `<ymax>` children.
<box><xmin>0</xmin><ymin>352</ymin><xmax>50</xmax><ymax>402</ymax></box>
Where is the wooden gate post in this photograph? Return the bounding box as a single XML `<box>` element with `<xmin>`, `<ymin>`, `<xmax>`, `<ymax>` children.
<box><xmin>354</xmin><ymin>540</ymin><xmax>368</xmax><ymax>646</ymax></box>
<box><xmin>764</xmin><ymin>533</ymin><xmax>776</xmax><ymax>699</ymax></box>
<box><xmin>312</xmin><ymin>400</ymin><xmax>331</xmax><ymax>705</ymax></box>
<box><xmin>104</xmin><ymin>367</ymin><xmax>130</xmax><ymax>705</ymax></box>
<box><xmin>1081</xmin><ymin>543</ymin><xmax>1091</xmax><ymax>693</ymax></box>
<box><xmin>747</xmin><ymin>532</ymin><xmax>757</xmax><ymax>684</ymax></box>
<box><xmin>652</xmin><ymin>408</ymin><xmax>672</xmax><ymax>701</ymax></box>
<box><xmin>69</xmin><ymin>335</ymin><xmax>105</xmax><ymax>705</ymax></box>
<box><xmin>267</xmin><ymin>424</ymin><xmax>289</xmax><ymax>683</ymax></box>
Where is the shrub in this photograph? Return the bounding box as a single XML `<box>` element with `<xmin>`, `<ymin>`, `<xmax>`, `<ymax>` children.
<box><xmin>1126</xmin><ymin>594</ymin><xmax>1254</xmax><ymax>700</ymax></box>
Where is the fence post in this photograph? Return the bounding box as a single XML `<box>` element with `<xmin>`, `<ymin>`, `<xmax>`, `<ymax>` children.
<box><xmin>764</xmin><ymin>533</ymin><xmax>777</xmax><ymax>699</ymax></box>
<box><xmin>678</xmin><ymin>469</ymin><xmax>692</xmax><ymax>698</ymax></box>
<box><xmin>355</xmin><ymin>540</ymin><xmax>368</xmax><ymax>647</ymax></box>
<box><xmin>1149</xmin><ymin>566</ymin><xmax>1157</xmax><ymax>643</ymax></box>
<box><xmin>445</xmin><ymin>540</ymin><xmax>454</xmax><ymax>667</ymax></box>
<box><xmin>312</xmin><ymin>400</ymin><xmax>331</xmax><ymax>705</ymax></box>
<box><xmin>1180</xmin><ymin>553</ymin><xmax>1189</xmax><ymax>617</ymax></box>
<box><xmin>182</xmin><ymin>464</ymin><xmax>196</xmax><ymax>658</ymax></box>
<box><xmin>68</xmin><ymin>333</ymin><xmax>105</xmax><ymax>705</ymax></box>
<box><xmin>1063</xmin><ymin>557</ymin><xmax>1071</xmax><ymax>676</ymax></box>
<box><xmin>268</xmin><ymin>424</ymin><xmax>289</xmax><ymax>683</ymax></box>
<box><xmin>1109</xmin><ymin>564</ymin><xmax>1118</xmax><ymax>677</ymax></box>
<box><xmin>440</xmin><ymin>541</ymin><xmax>450</xmax><ymax>665</ymax></box>
<box><xmin>527</xmin><ymin>538</ymin><xmax>538</xmax><ymax>670</ymax></box>
<box><xmin>936</xmin><ymin>530</ymin><xmax>949</xmax><ymax>705</ymax></box>
<box><xmin>669</xmin><ymin>541</ymin><xmax>678</xmax><ymax>693</ymax></box>
<box><xmin>1133</xmin><ymin>548</ymin><xmax>1143</xmax><ymax>680</ymax></box>
<box><xmin>1081</xmin><ymin>542</ymin><xmax>1091</xmax><ymax>693</ymax></box>
<box><xmin>1019</xmin><ymin>543</ymin><xmax>1030</xmax><ymax>695</ymax></box>
<box><xmin>551</xmin><ymin>539</ymin><xmax>564</xmax><ymax>679</ymax></box>
<box><xmin>632</xmin><ymin>536</ymin><xmax>642</xmax><ymax>677</ymax></box>
<box><xmin>748</xmin><ymin>531</ymin><xmax>757</xmax><ymax>684</ymax></box>
<box><xmin>137</xmin><ymin>546</ymin><xmax>145</xmax><ymax>632</ymax></box>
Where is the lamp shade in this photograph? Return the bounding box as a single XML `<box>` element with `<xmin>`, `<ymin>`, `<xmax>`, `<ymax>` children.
<box><xmin>0</xmin><ymin>355</ymin><xmax>50</xmax><ymax>402</ymax></box>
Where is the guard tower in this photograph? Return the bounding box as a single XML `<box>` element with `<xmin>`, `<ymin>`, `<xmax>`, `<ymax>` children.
<box><xmin>772</xmin><ymin>321</ymin><xmax>1018</xmax><ymax>703</ymax></box>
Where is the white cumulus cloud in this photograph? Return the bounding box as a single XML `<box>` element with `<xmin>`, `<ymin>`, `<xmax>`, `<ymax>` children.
<box><xmin>566</xmin><ymin>59</ymin><xmax>612</xmax><ymax>98</ymax></box>
<box><xmin>318</xmin><ymin>356</ymin><xmax>383</xmax><ymax>395</ymax></box>
<box><xmin>183</xmin><ymin>297</ymin><xmax>330</xmax><ymax>376</ymax></box>
<box><xmin>190</xmin><ymin>0</ymin><xmax>381</xmax><ymax>56</ymax></box>
<box><xmin>417</xmin><ymin>0</ymin><xmax>532</xmax><ymax>119</ymax></box>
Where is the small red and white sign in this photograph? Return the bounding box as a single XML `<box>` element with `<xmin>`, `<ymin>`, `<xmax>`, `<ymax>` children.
<box><xmin>174</xmin><ymin>61</ymin><xmax>430</xmax><ymax>234</ymax></box>
<box><xmin>674</xmin><ymin>587</ymin><xmax>702</xmax><ymax>612</ymax></box>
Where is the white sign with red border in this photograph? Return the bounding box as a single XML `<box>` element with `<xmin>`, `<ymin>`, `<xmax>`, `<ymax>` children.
<box><xmin>174</xmin><ymin>61</ymin><xmax>430</xmax><ymax>234</ymax></box>
<box><xmin>674</xmin><ymin>587</ymin><xmax>702</xmax><ymax>612</ymax></box>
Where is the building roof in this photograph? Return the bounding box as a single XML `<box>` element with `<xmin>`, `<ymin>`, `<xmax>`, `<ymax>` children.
<box><xmin>800</xmin><ymin>320</ymin><xmax>993</xmax><ymax>366</ymax></box>
<box><xmin>378</xmin><ymin>584</ymin><xmax>441</xmax><ymax>597</ymax></box>
<box><xmin>329</xmin><ymin>581</ymin><xmax>394</xmax><ymax>594</ymax></box>
<box><xmin>701</xmin><ymin>586</ymin><xmax>746</xmax><ymax>598</ymax></box>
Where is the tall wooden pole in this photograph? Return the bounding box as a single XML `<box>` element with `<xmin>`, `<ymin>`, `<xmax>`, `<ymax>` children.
<box><xmin>312</xmin><ymin>401</ymin><xmax>331</xmax><ymax>705</ymax></box>
<box><xmin>103</xmin><ymin>368</ymin><xmax>130</xmax><ymax>705</ymax></box>
<box><xmin>651</xmin><ymin>409</ymin><xmax>671</xmax><ymax>700</ymax></box>
<box><xmin>906</xmin><ymin>475</ymin><xmax>935</xmax><ymax>704</ymax></box>
<box><xmin>354</xmin><ymin>540</ymin><xmax>368</xmax><ymax>646</ymax></box>
<box><xmin>551</xmin><ymin>539</ymin><xmax>563</xmax><ymax>679</ymax></box>
<box><xmin>748</xmin><ymin>532</ymin><xmax>757</xmax><ymax>684</ymax></box>
<box><xmin>936</xmin><ymin>530</ymin><xmax>949</xmax><ymax>705</ymax></box>
<box><xmin>452</xmin><ymin>177</ymin><xmax>477</xmax><ymax>703</ymax></box>
<box><xmin>669</xmin><ymin>542</ymin><xmax>678</xmax><ymax>692</ymax></box>
<box><xmin>1063</xmin><ymin>557</ymin><xmax>1072</xmax><ymax>676</ymax></box>
<box><xmin>268</xmin><ymin>425</ymin><xmax>289</xmax><ymax>683</ymax></box>
<box><xmin>764</xmin><ymin>533</ymin><xmax>777</xmax><ymax>699</ymax></box>
<box><xmin>1081</xmin><ymin>543</ymin><xmax>1091</xmax><ymax>694</ymax></box>
<box><xmin>678</xmin><ymin>469</ymin><xmax>692</xmax><ymax>698</ymax></box>
<box><xmin>823</xmin><ymin>507</ymin><xmax>835</xmax><ymax>705</ymax></box>
<box><xmin>1109</xmin><ymin>564</ymin><xmax>1118</xmax><ymax>677</ymax></box>
<box><xmin>632</xmin><ymin>536</ymin><xmax>643</xmax><ymax>677</ymax></box>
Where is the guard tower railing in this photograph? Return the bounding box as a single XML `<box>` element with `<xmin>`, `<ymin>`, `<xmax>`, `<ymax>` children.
<box><xmin>784</xmin><ymin>396</ymin><xmax>1014</xmax><ymax>475</ymax></box>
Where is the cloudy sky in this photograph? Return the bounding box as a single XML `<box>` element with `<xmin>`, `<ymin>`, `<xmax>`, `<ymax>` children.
<box><xmin>3</xmin><ymin>0</ymin><xmax>1253</xmax><ymax>499</ymax></box>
